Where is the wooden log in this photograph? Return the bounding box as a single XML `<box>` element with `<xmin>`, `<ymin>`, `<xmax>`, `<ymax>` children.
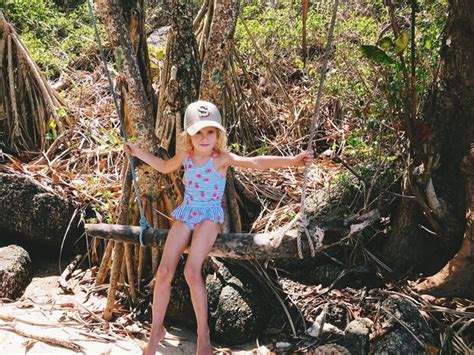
<box><xmin>85</xmin><ymin>210</ymin><xmax>380</xmax><ymax>259</ymax></box>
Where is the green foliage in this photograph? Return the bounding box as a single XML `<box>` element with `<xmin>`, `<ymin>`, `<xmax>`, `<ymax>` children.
<box><xmin>255</xmin><ymin>142</ymin><xmax>268</xmax><ymax>156</ymax></box>
<box><xmin>235</xmin><ymin>1</ymin><xmax>445</xmax><ymax>193</ymax></box>
<box><xmin>46</xmin><ymin>120</ymin><xmax>57</xmax><ymax>142</ymax></box>
<box><xmin>235</xmin><ymin>0</ymin><xmax>328</xmax><ymax>71</ymax></box>
<box><xmin>394</xmin><ymin>31</ymin><xmax>409</xmax><ymax>55</ymax></box>
<box><xmin>360</xmin><ymin>45</ymin><xmax>396</xmax><ymax>64</ymax></box>
<box><xmin>230</xmin><ymin>142</ymin><xmax>248</xmax><ymax>156</ymax></box>
<box><xmin>4</xmin><ymin>0</ymin><xmax>99</xmax><ymax>79</ymax></box>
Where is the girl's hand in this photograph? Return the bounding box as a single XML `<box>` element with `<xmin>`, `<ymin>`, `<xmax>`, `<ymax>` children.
<box><xmin>123</xmin><ymin>142</ymin><xmax>139</xmax><ymax>157</ymax></box>
<box><xmin>294</xmin><ymin>150</ymin><xmax>314</xmax><ymax>167</ymax></box>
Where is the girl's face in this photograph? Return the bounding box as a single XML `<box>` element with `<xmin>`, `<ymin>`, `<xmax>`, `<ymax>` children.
<box><xmin>190</xmin><ymin>127</ymin><xmax>218</xmax><ymax>155</ymax></box>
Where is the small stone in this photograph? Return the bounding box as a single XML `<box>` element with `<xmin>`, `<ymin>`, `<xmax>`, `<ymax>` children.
<box><xmin>275</xmin><ymin>342</ymin><xmax>291</xmax><ymax>350</ymax></box>
<box><xmin>337</xmin><ymin>318</ymin><xmax>373</xmax><ymax>354</ymax></box>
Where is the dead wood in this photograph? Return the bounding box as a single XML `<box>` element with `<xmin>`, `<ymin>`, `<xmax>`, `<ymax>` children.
<box><xmin>85</xmin><ymin>210</ymin><xmax>380</xmax><ymax>259</ymax></box>
<box><xmin>58</xmin><ymin>254</ymin><xmax>83</xmax><ymax>294</ymax></box>
<box><xmin>0</xmin><ymin>325</ymin><xmax>83</xmax><ymax>352</ymax></box>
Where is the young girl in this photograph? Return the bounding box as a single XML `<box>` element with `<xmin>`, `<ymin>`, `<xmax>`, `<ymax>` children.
<box><xmin>124</xmin><ymin>100</ymin><xmax>313</xmax><ymax>355</ymax></box>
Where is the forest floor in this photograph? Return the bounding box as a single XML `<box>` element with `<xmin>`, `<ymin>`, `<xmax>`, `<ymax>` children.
<box><xmin>3</xmin><ymin>254</ymin><xmax>473</xmax><ymax>354</ymax></box>
<box><xmin>0</xmin><ymin>254</ymin><xmax>263</xmax><ymax>354</ymax></box>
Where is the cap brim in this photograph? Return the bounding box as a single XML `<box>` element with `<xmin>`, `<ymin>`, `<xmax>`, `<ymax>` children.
<box><xmin>186</xmin><ymin>121</ymin><xmax>226</xmax><ymax>136</ymax></box>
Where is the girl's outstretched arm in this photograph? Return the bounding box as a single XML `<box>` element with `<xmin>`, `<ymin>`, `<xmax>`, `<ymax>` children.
<box><xmin>224</xmin><ymin>150</ymin><xmax>314</xmax><ymax>170</ymax></box>
<box><xmin>124</xmin><ymin>143</ymin><xmax>186</xmax><ymax>174</ymax></box>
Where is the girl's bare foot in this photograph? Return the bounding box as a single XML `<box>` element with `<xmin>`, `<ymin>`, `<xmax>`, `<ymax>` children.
<box><xmin>143</xmin><ymin>326</ymin><xmax>166</xmax><ymax>355</ymax></box>
<box><xmin>196</xmin><ymin>334</ymin><xmax>213</xmax><ymax>355</ymax></box>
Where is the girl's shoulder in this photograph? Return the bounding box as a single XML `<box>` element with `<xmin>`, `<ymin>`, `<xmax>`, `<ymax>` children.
<box><xmin>178</xmin><ymin>150</ymin><xmax>192</xmax><ymax>159</ymax></box>
<box><xmin>212</xmin><ymin>150</ymin><xmax>232</xmax><ymax>168</ymax></box>
<box><xmin>174</xmin><ymin>150</ymin><xmax>190</xmax><ymax>163</ymax></box>
<box><xmin>213</xmin><ymin>150</ymin><xmax>230</xmax><ymax>160</ymax></box>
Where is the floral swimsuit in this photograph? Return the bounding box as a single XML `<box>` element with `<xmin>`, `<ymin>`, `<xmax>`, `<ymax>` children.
<box><xmin>171</xmin><ymin>154</ymin><xmax>226</xmax><ymax>231</ymax></box>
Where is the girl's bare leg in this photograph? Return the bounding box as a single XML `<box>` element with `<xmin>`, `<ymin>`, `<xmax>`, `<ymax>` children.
<box><xmin>183</xmin><ymin>220</ymin><xmax>220</xmax><ymax>355</ymax></box>
<box><xmin>143</xmin><ymin>221</ymin><xmax>192</xmax><ymax>355</ymax></box>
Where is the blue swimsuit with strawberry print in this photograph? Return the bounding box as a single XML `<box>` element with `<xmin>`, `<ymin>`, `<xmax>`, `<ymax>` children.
<box><xmin>171</xmin><ymin>154</ymin><xmax>226</xmax><ymax>231</ymax></box>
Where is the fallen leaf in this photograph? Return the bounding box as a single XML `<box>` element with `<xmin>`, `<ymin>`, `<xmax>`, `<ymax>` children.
<box><xmin>10</xmin><ymin>160</ymin><xmax>24</xmax><ymax>172</ymax></box>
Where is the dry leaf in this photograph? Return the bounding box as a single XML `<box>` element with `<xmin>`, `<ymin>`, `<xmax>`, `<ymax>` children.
<box><xmin>10</xmin><ymin>160</ymin><xmax>24</xmax><ymax>172</ymax></box>
<box><xmin>22</xmin><ymin>339</ymin><xmax>37</xmax><ymax>351</ymax></box>
<box><xmin>52</xmin><ymin>173</ymin><xmax>61</xmax><ymax>184</ymax></box>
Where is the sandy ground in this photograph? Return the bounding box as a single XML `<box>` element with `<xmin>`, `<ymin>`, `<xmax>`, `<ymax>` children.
<box><xmin>0</xmin><ymin>265</ymin><xmax>267</xmax><ymax>355</ymax></box>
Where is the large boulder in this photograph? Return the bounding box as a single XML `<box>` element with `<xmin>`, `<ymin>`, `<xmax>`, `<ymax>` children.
<box><xmin>164</xmin><ymin>259</ymin><xmax>271</xmax><ymax>345</ymax></box>
<box><xmin>0</xmin><ymin>173</ymin><xmax>83</xmax><ymax>249</ymax></box>
<box><xmin>0</xmin><ymin>245</ymin><xmax>32</xmax><ymax>299</ymax></box>
<box><xmin>209</xmin><ymin>273</ymin><xmax>268</xmax><ymax>344</ymax></box>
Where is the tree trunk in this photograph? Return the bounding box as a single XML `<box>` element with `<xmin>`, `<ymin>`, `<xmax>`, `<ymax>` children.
<box><xmin>198</xmin><ymin>0</ymin><xmax>241</xmax><ymax>233</ymax></box>
<box><xmin>155</xmin><ymin>0</ymin><xmax>201</xmax><ymax>151</ymax></box>
<box><xmin>96</xmin><ymin>0</ymin><xmax>183</xmax><ymax>320</ymax></box>
<box><xmin>395</xmin><ymin>0</ymin><xmax>474</xmax><ymax>296</ymax></box>
<box><xmin>199</xmin><ymin>0</ymin><xmax>239</xmax><ymax>106</ymax></box>
<box><xmin>96</xmin><ymin>0</ymin><xmax>160</xmax><ymax>195</ymax></box>
<box><xmin>415</xmin><ymin>148</ymin><xmax>473</xmax><ymax>298</ymax></box>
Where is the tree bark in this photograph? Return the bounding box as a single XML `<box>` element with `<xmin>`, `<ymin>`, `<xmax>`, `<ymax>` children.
<box><xmin>95</xmin><ymin>0</ymin><xmax>179</xmax><ymax>319</ymax></box>
<box><xmin>96</xmin><ymin>0</ymin><xmax>161</xmax><ymax>197</ymax></box>
<box><xmin>155</xmin><ymin>0</ymin><xmax>201</xmax><ymax>151</ymax></box>
<box><xmin>198</xmin><ymin>0</ymin><xmax>241</xmax><ymax>233</ymax></box>
<box><xmin>385</xmin><ymin>0</ymin><xmax>474</xmax><ymax>277</ymax></box>
<box><xmin>199</xmin><ymin>0</ymin><xmax>239</xmax><ymax>106</ymax></box>
<box><xmin>415</xmin><ymin>147</ymin><xmax>473</xmax><ymax>298</ymax></box>
<box><xmin>85</xmin><ymin>210</ymin><xmax>381</xmax><ymax>259</ymax></box>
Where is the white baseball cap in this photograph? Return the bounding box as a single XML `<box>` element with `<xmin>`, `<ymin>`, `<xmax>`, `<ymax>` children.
<box><xmin>184</xmin><ymin>100</ymin><xmax>226</xmax><ymax>136</ymax></box>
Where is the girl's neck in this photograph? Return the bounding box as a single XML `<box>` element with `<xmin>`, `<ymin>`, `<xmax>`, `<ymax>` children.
<box><xmin>191</xmin><ymin>148</ymin><xmax>217</xmax><ymax>159</ymax></box>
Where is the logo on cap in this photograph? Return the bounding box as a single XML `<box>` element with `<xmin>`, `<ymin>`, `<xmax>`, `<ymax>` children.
<box><xmin>197</xmin><ymin>105</ymin><xmax>210</xmax><ymax>118</ymax></box>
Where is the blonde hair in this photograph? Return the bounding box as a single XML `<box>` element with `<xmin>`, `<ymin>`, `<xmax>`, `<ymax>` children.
<box><xmin>178</xmin><ymin>129</ymin><xmax>228</xmax><ymax>153</ymax></box>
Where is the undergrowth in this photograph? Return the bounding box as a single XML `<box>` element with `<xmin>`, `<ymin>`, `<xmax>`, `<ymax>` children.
<box><xmin>234</xmin><ymin>0</ymin><xmax>446</xmax><ymax>191</ymax></box>
<box><xmin>3</xmin><ymin>0</ymin><xmax>100</xmax><ymax>79</ymax></box>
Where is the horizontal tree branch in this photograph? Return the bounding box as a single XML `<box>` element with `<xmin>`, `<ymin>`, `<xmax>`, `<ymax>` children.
<box><xmin>85</xmin><ymin>210</ymin><xmax>380</xmax><ymax>259</ymax></box>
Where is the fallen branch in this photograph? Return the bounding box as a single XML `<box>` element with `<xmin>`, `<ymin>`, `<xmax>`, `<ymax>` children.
<box><xmin>85</xmin><ymin>210</ymin><xmax>381</xmax><ymax>259</ymax></box>
<box><xmin>58</xmin><ymin>254</ymin><xmax>83</xmax><ymax>294</ymax></box>
<box><xmin>0</xmin><ymin>325</ymin><xmax>84</xmax><ymax>352</ymax></box>
<box><xmin>0</xmin><ymin>314</ymin><xmax>63</xmax><ymax>327</ymax></box>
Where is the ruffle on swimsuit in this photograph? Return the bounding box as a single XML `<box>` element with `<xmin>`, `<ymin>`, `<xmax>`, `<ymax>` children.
<box><xmin>171</xmin><ymin>154</ymin><xmax>226</xmax><ymax>230</ymax></box>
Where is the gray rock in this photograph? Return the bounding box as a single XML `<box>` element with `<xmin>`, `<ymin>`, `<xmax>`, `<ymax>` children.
<box><xmin>212</xmin><ymin>275</ymin><xmax>265</xmax><ymax>344</ymax></box>
<box><xmin>166</xmin><ymin>259</ymin><xmax>271</xmax><ymax>345</ymax></box>
<box><xmin>0</xmin><ymin>245</ymin><xmax>32</xmax><ymax>299</ymax></box>
<box><xmin>0</xmin><ymin>173</ymin><xmax>83</xmax><ymax>249</ymax></box>
<box><xmin>371</xmin><ymin>295</ymin><xmax>437</xmax><ymax>354</ymax></box>
<box><xmin>338</xmin><ymin>318</ymin><xmax>373</xmax><ymax>355</ymax></box>
<box><xmin>312</xmin><ymin>344</ymin><xmax>350</xmax><ymax>354</ymax></box>
<box><xmin>209</xmin><ymin>260</ymin><xmax>271</xmax><ymax>344</ymax></box>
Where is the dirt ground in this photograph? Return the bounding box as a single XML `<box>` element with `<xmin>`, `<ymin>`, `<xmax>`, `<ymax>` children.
<box><xmin>0</xmin><ymin>255</ymin><xmax>266</xmax><ymax>354</ymax></box>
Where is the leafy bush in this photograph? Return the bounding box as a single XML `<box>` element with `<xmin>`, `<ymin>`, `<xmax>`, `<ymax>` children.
<box><xmin>4</xmin><ymin>0</ymin><xmax>99</xmax><ymax>79</ymax></box>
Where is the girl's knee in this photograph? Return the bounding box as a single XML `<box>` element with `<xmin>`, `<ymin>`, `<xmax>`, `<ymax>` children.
<box><xmin>183</xmin><ymin>264</ymin><xmax>202</xmax><ymax>285</ymax></box>
<box><xmin>156</xmin><ymin>265</ymin><xmax>175</xmax><ymax>284</ymax></box>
